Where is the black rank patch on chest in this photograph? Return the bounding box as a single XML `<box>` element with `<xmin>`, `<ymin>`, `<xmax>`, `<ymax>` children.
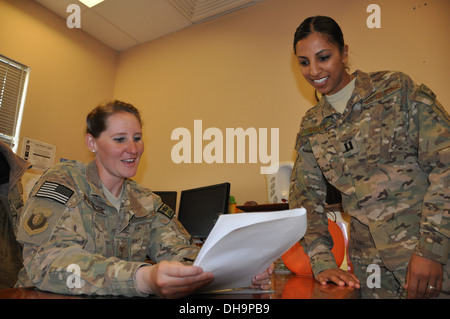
<box><xmin>35</xmin><ymin>181</ymin><xmax>74</xmax><ymax>205</ymax></box>
<box><xmin>158</xmin><ymin>203</ymin><xmax>175</xmax><ymax>219</ymax></box>
<box><xmin>340</xmin><ymin>137</ymin><xmax>359</xmax><ymax>157</ymax></box>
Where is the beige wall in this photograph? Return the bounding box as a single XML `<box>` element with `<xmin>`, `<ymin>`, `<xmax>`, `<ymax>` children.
<box><xmin>115</xmin><ymin>0</ymin><xmax>450</xmax><ymax>204</ymax></box>
<box><xmin>0</xmin><ymin>0</ymin><xmax>118</xmax><ymax>163</ymax></box>
<box><xmin>1</xmin><ymin>0</ymin><xmax>449</xmax><ymax>205</ymax></box>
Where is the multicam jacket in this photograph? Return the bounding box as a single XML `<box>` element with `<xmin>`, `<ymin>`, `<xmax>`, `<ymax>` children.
<box><xmin>0</xmin><ymin>140</ymin><xmax>31</xmax><ymax>234</ymax></box>
<box><xmin>289</xmin><ymin>70</ymin><xmax>449</xmax><ymax>276</ymax></box>
<box><xmin>0</xmin><ymin>141</ymin><xmax>31</xmax><ymax>289</ymax></box>
<box><xmin>16</xmin><ymin>160</ymin><xmax>199</xmax><ymax>296</ymax></box>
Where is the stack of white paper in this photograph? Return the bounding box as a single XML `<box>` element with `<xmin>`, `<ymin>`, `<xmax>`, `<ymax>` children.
<box><xmin>194</xmin><ymin>208</ymin><xmax>306</xmax><ymax>292</ymax></box>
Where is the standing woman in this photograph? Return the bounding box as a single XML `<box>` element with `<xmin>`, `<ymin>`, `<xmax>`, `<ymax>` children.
<box><xmin>289</xmin><ymin>16</ymin><xmax>449</xmax><ymax>298</ymax></box>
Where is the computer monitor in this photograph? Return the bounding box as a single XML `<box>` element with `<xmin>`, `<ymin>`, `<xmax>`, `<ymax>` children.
<box><xmin>178</xmin><ymin>182</ymin><xmax>230</xmax><ymax>239</ymax></box>
<box><xmin>153</xmin><ymin>191</ymin><xmax>177</xmax><ymax>211</ymax></box>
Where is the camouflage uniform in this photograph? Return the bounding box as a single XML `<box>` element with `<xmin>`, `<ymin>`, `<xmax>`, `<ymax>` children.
<box><xmin>15</xmin><ymin>160</ymin><xmax>199</xmax><ymax>297</ymax></box>
<box><xmin>0</xmin><ymin>141</ymin><xmax>31</xmax><ymax>288</ymax></box>
<box><xmin>0</xmin><ymin>141</ymin><xmax>31</xmax><ymax>234</ymax></box>
<box><xmin>289</xmin><ymin>70</ymin><xmax>449</xmax><ymax>298</ymax></box>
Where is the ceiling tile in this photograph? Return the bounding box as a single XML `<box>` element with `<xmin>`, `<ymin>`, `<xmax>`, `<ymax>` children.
<box><xmin>79</xmin><ymin>10</ymin><xmax>139</xmax><ymax>51</ymax></box>
<box><xmin>91</xmin><ymin>0</ymin><xmax>192</xmax><ymax>43</ymax></box>
<box><xmin>34</xmin><ymin>0</ymin><xmax>266</xmax><ymax>51</ymax></box>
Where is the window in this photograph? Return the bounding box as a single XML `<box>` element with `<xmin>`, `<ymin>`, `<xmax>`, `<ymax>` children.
<box><xmin>0</xmin><ymin>55</ymin><xmax>30</xmax><ymax>152</ymax></box>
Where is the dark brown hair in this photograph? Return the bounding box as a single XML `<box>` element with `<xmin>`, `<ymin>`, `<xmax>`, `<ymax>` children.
<box><xmin>293</xmin><ymin>16</ymin><xmax>345</xmax><ymax>54</ymax></box>
<box><xmin>86</xmin><ymin>100</ymin><xmax>142</xmax><ymax>138</ymax></box>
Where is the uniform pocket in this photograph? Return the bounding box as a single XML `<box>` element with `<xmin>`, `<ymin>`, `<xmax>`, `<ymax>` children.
<box><xmin>117</xmin><ymin>214</ymin><xmax>153</xmax><ymax>261</ymax></box>
<box><xmin>309</xmin><ymin>130</ymin><xmax>342</xmax><ymax>184</ymax></box>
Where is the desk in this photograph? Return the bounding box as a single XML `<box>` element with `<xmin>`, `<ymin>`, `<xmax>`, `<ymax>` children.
<box><xmin>268</xmin><ymin>272</ymin><xmax>359</xmax><ymax>299</ymax></box>
<box><xmin>0</xmin><ymin>272</ymin><xmax>358</xmax><ymax>299</ymax></box>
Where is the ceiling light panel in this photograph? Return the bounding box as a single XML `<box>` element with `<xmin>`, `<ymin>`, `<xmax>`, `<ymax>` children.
<box><xmin>168</xmin><ymin>0</ymin><xmax>263</xmax><ymax>23</ymax></box>
<box><xmin>79</xmin><ymin>0</ymin><xmax>105</xmax><ymax>8</ymax></box>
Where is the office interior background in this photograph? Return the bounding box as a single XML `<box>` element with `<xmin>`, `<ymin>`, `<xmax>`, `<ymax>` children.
<box><xmin>1</xmin><ymin>0</ymin><xmax>449</xmax><ymax>207</ymax></box>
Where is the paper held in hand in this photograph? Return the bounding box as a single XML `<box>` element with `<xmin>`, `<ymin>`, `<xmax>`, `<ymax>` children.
<box><xmin>194</xmin><ymin>208</ymin><xmax>306</xmax><ymax>292</ymax></box>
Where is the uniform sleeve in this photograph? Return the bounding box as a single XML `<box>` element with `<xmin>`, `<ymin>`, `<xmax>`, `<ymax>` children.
<box><xmin>16</xmin><ymin>177</ymin><xmax>148</xmax><ymax>297</ymax></box>
<box><xmin>147</xmin><ymin>195</ymin><xmax>200</xmax><ymax>263</ymax></box>
<box><xmin>7</xmin><ymin>181</ymin><xmax>25</xmax><ymax>235</ymax></box>
<box><xmin>289</xmin><ymin>128</ymin><xmax>338</xmax><ymax>276</ymax></box>
<box><xmin>407</xmin><ymin>81</ymin><xmax>450</xmax><ymax>264</ymax></box>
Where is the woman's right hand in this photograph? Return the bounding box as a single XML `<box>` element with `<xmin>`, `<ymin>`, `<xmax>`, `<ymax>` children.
<box><xmin>135</xmin><ymin>260</ymin><xmax>214</xmax><ymax>298</ymax></box>
<box><xmin>315</xmin><ymin>268</ymin><xmax>360</xmax><ymax>288</ymax></box>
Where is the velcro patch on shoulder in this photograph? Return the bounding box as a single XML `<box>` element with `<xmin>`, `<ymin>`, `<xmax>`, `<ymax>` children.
<box><xmin>35</xmin><ymin>181</ymin><xmax>74</xmax><ymax>205</ymax></box>
<box><xmin>24</xmin><ymin>206</ymin><xmax>53</xmax><ymax>236</ymax></box>
<box><xmin>157</xmin><ymin>203</ymin><xmax>175</xmax><ymax>219</ymax></box>
<box><xmin>418</xmin><ymin>83</ymin><xmax>436</xmax><ymax>100</ymax></box>
<box><xmin>363</xmin><ymin>81</ymin><xmax>402</xmax><ymax>105</ymax></box>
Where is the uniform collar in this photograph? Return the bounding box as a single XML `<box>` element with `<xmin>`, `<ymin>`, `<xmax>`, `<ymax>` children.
<box><xmin>353</xmin><ymin>70</ymin><xmax>377</xmax><ymax>102</ymax></box>
<box><xmin>315</xmin><ymin>70</ymin><xmax>377</xmax><ymax>126</ymax></box>
<box><xmin>85</xmin><ymin>160</ymin><xmax>104</xmax><ymax>197</ymax></box>
<box><xmin>85</xmin><ymin>160</ymin><xmax>149</xmax><ymax>218</ymax></box>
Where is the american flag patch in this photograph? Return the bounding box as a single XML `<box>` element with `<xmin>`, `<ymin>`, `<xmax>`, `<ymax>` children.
<box><xmin>35</xmin><ymin>181</ymin><xmax>74</xmax><ymax>205</ymax></box>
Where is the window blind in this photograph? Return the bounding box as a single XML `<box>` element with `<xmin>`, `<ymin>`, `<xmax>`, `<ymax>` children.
<box><xmin>0</xmin><ymin>55</ymin><xmax>30</xmax><ymax>152</ymax></box>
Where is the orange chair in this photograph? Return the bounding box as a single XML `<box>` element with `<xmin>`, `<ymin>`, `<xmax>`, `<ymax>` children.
<box><xmin>282</xmin><ymin>219</ymin><xmax>347</xmax><ymax>276</ymax></box>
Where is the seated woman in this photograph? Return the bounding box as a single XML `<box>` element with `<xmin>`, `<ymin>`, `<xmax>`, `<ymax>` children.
<box><xmin>15</xmin><ymin>100</ymin><xmax>272</xmax><ymax>298</ymax></box>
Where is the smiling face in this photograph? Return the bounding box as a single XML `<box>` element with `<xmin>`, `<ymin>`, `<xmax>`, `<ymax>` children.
<box><xmin>86</xmin><ymin>111</ymin><xmax>144</xmax><ymax>195</ymax></box>
<box><xmin>295</xmin><ymin>32</ymin><xmax>351</xmax><ymax>96</ymax></box>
